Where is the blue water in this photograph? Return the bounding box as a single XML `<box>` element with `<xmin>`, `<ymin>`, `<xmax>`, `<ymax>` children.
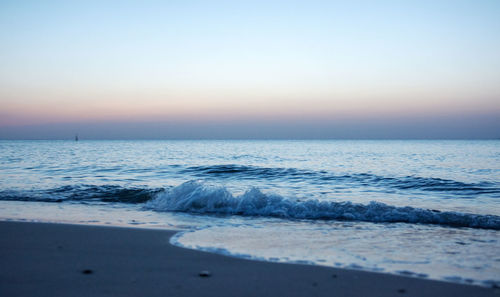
<box><xmin>0</xmin><ymin>140</ymin><xmax>499</xmax><ymax>286</ymax></box>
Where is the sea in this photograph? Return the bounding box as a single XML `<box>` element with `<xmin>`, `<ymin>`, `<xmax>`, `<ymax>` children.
<box><xmin>0</xmin><ymin>140</ymin><xmax>499</xmax><ymax>287</ymax></box>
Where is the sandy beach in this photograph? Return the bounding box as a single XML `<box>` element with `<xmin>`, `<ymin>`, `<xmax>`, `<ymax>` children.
<box><xmin>2</xmin><ymin>0</ymin><xmax>500</xmax><ymax>294</ymax></box>
<box><xmin>0</xmin><ymin>221</ymin><xmax>496</xmax><ymax>297</ymax></box>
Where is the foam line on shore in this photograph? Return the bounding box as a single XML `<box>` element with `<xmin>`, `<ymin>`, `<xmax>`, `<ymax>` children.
<box><xmin>0</xmin><ymin>221</ymin><xmax>497</xmax><ymax>297</ymax></box>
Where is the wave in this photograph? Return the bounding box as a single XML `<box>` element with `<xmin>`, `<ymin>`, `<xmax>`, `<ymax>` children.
<box><xmin>145</xmin><ymin>181</ymin><xmax>500</xmax><ymax>230</ymax></box>
<box><xmin>2</xmin><ymin>180</ymin><xmax>499</xmax><ymax>230</ymax></box>
<box><xmin>0</xmin><ymin>185</ymin><xmax>161</xmax><ymax>204</ymax></box>
<box><xmin>182</xmin><ymin>165</ymin><xmax>499</xmax><ymax>196</ymax></box>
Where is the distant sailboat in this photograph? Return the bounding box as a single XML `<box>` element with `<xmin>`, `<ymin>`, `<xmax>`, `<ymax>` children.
<box><xmin>75</xmin><ymin>134</ymin><xmax>79</xmax><ymax>142</ymax></box>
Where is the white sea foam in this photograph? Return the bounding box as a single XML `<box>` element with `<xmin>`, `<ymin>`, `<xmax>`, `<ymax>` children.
<box><xmin>145</xmin><ymin>181</ymin><xmax>500</xmax><ymax>230</ymax></box>
<box><xmin>171</xmin><ymin>222</ymin><xmax>500</xmax><ymax>287</ymax></box>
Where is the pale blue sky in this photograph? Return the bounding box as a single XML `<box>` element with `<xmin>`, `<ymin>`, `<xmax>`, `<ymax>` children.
<box><xmin>0</xmin><ymin>0</ymin><xmax>499</xmax><ymax>138</ymax></box>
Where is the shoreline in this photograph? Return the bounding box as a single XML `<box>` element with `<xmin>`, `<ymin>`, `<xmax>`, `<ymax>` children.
<box><xmin>0</xmin><ymin>221</ymin><xmax>497</xmax><ymax>297</ymax></box>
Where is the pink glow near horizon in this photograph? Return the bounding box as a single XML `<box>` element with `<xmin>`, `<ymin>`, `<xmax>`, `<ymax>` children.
<box><xmin>1</xmin><ymin>83</ymin><xmax>499</xmax><ymax>127</ymax></box>
<box><xmin>1</xmin><ymin>1</ymin><xmax>499</xmax><ymax>138</ymax></box>
<box><xmin>1</xmin><ymin>94</ymin><xmax>499</xmax><ymax>127</ymax></box>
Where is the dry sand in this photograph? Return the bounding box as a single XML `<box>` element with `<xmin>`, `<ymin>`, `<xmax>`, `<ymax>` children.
<box><xmin>0</xmin><ymin>221</ymin><xmax>497</xmax><ymax>297</ymax></box>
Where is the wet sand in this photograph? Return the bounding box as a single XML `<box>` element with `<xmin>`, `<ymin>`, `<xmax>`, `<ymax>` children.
<box><xmin>0</xmin><ymin>221</ymin><xmax>496</xmax><ymax>297</ymax></box>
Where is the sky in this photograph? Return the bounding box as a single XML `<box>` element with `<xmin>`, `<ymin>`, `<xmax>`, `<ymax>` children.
<box><xmin>0</xmin><ymin>0</ymin><xmax>499</xmax><ymax>139</ymax></box>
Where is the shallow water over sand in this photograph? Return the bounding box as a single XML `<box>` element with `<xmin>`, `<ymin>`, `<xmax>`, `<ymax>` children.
<box><xmin>0</xmin><ymin>140</ymin><xmax>499</xmax><ymax>286</ymax></box>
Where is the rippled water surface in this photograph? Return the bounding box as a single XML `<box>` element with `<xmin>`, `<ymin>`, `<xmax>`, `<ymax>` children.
<box><xmin>0</xmin><ymin>140</ymin><xmax>499</xmax><ymax>286</ymax></box>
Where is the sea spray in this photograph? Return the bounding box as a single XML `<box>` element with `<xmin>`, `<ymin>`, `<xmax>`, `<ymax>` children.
<box><xmin>145</xmin><ymin>181</ymin><xmax>500</xmax><ymax>230</ymax></box>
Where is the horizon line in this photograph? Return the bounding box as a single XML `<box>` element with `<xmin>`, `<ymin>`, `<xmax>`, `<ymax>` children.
<box><xmin>1</xmin><ymin>138</ymin><xmax>499</xmax><ymax>141</ymax></box>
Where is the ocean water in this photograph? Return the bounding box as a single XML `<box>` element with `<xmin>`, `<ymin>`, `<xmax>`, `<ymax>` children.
<box><xmin>0</xmin><ymin>140</ymin><xmax>499</xmax><ymax>287</ymax></box>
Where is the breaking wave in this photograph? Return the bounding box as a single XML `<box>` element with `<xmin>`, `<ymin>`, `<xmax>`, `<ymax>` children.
<box><xmin>146</xmin><ymin>181</ymin><xmax>500</xmax><ymax>230</ymax></box>
<box><xmin>2</xmin><ymin>179</ymin><xmax>499</xmax><ymax>230</ymax></box>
